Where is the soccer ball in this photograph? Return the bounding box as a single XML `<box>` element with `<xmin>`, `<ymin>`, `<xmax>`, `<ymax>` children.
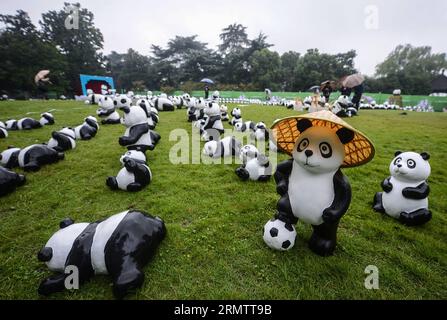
<box><xmin>263</xmin><ymin>219</ymin><xmax>296</xmax><ymax>251</ymax></box>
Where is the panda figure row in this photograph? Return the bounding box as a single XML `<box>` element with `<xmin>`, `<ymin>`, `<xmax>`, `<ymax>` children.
<box><xmin>0</xmin><ymin>112</ymin><xmax>54</xmax><ymax>138</ymax></box>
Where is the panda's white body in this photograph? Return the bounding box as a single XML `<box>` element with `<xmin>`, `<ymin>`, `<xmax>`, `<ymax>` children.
<box><xmin>245</xmin><ymin>156</ymin><xmax>272</xmax><ymax>181</ymax></box>
<box><xmin>288</xmin><ymin>162</ymin><xmax>336</xmax><ymax>225</ymax></box>
<box><xmin>0</xmin><ymin>121</ymin><xmax>8</xmax><ymax>138</ymax></box>
<box><xmin>47</xmin><ymin>128</ymin><xmax>76</xmax><ymax>151</ymax></box>
<box><xmin>39</xmin><ymin>112</ymin><xmax>54</xmax><ymax>126</ymax></box>
<box><xmin>115</xmin><ymin>163</ymin><xmax>152</xmax><ymax>191</ymax></box>
<box><xmin>5</xmin><ymin>120</ymin><xmax>17</xmax><ymax>130</ymax></box>
<box><xmin>202</xmin><ymin>136</ymin><xmax>241</xmax><ymax>158</ymax></box>
<box><xmin>383</xmin><ymin>177</ymin><xmax>428</xmax><ymax>218</ymax></box>
<box><xmin>18</xmin><ymin>145</ymin><xmax>34</xmax><ymax>168</ymax></box>
<box><xmin>122</xmin><ymin>126</ymin><xmax>154</xmax><ymax>148</ymax></box>
<box><xmin>239</xmin><ymin>144</ymin><xmax>259</xmax><ymax>164</ymax></box>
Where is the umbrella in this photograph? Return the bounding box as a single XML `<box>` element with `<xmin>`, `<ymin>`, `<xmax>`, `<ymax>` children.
<box><xmin>200</xmin><ymin>78</ymin><xmax>214</xmax><ymax>85</ymax></box>
<box><xmin>308</xmin><ymin>85</ymin><xmax>320</xmax><ymax>92</ymax></box>
<box><xmin>320</xmin><ymin>80</ymin><xmax>336</xmax><ymax>90</ymax></box>
<box><xmin>35</xmin><ymin>70</ymin><xmax>51</xmax><ymax>85</ymax></box>
<box><xmin>341</xmin><ymin>73</ymin><xmax>364</xmax><ymax>88</ymax></box>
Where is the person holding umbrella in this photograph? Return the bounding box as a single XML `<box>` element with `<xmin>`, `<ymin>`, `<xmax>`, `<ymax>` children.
<box><xmin>339</xmin><ymin>73</ymin><xmax>365</xmax><ymax>110</ymax></box>
<box><xmin>200</xmin><ymin>78</ymin><xmax>214</xmax><ymax>99</ymax></box>
<box><xmin>320</xmin><ymin>80</ymin><xmax>335</xmax><ymax>103</ymax></box>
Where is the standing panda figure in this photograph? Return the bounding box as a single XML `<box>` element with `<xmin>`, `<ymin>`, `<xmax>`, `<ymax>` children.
<box><xmin>200</xmin><ymin>102</ymin><xmax>224</xmax><ymax>141</ymax></box>
<box><xmin>202</xmin><ymin>136</ymin><xmax>242</xmax><ymax>158</ymax></box>
<box><xmin>0</xmin><ymin>121</ymin><xmax>8</xmax><ymax>138</ymax></box>
<box><xmin>229</xmin><ymin>108</ymin><xmax>242</xmax><ymax>126</ymax></box>
<box><xmin>47</xmin><ymin>127</ymin><xmax>76</xmax><ymax>151</ymax></box>
<box><xmin>118</xmin><ymin>105</ymin><xmax>159</xmax><ymax>152</ymax></box>
<box><xmin>37</xmin><ymin>210</ymin><xmax>166</xmax><ymax>299</ymax></box>
<box><xmin>39</xmin><ymin>112</ymin><xmax>55</xmax><ymax>126</ymax></box>
<box><xmin>262</xmin><ymin>111</ymin><xmax>375</xmax><ymax>255</ymax></box>
<box><xmin>16</xmin><ymin>117</ymin><xmax>42</xmax><ymax>130</ymax></box>
<box><xmin>74</xmin><ymin>116</ymin><xmax>99</xmax><ymax>140</ymax></box>
<box><xmin>106</xmin><ymin>150</ymin><xmax>152</xmax><ymax>192</ymax></box>
<box><xmin>0</xmin><ymin>166</ymin><xmax>26</xmax><ymax>197</ymax></box>
<box><xmin>96</xmin><ymin>96</ymin><xmax>120</xmax><ymax>124</ymax></box>
<box><xmin>235</xmin><ymin>153</ymin><xmax>272</xmax><ymax>182</ymax></box>
<box><xmin>373</xmin><ymin>151</ymin><xmax>431</xmax><ymax>226</ymax></box>
<box><xmin>9</xmin><ymin>144</ymin><xmax>64</xmax><ymax>171</ymax></box>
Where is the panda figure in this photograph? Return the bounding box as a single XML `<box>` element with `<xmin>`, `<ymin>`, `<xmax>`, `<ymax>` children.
<box><xmin>152</xmin><ymin>97</ymin><xmax>174</xmax><ymax>111</ymax></box>
<box><xmin>373</xmin><ymin>151</ymin><xmax>431</xmax><ymax>226</ymax></box>
<box><xmin>200</xmin><ymin>102</ymin><xmax>224</xmax><ymax>141</ymax></box>
<box><xmin>47</xmin><ymin>127</ymin><xmax>76</xmax><ymax>151</ymax></box>
<box><xmin>253</xmin><ymin>122</ymin><xmax>270</xmax><ymax>141</ymax></box>
<box><xmin>74</xmin><ymin>116</ymin><xmax>99</xmax><ymax>140</ymax></box>
<box><xmin>220</xmin><ymin>105</ymin><xmax>229</xmax><ymax>121</ymax></box>
<box><xmin>39</xmin><ymin>112</ymin><xmax>55</xmax><ymax>126</ymax></box>
<box><xmin>37</xmin><ymin>209</ymin><xmax>166</xmax><ymax>299</ymax></box>
<box><xmin>239</xmin><ymin>144</ymin><xmax>259</xmax><ymax>164</ymax></box>
<box><xmin>235</xmin><ymin>121</ymin><xmax>255</xmax><ymax>133</ymax></box>
<box><xmin>0</xmin><ymin>166</ymin><xmax>26</xmax><ymax>197</ymax></box>
<box><xmin>235</xmin><ymin>153</ymin><xmax>272</xmax><ymax>182</ymax></box>
<box><xmin>96</xmin><ymin>96</ymin><xmax>120</xmax><ymax>124</ymax></box>
<box><xmin>202</xmin><ymin>136</ymin><xmax>241</xmax><ymax>158</ymax></box>
<box><xmin>332</xmin><ymin>96</ymin><xmax>357</xmax><ymax>118</ymax></box>
<box><xmin>86</xmin><ymin>89</ymin><xmax>103</xmax><ymax>105</ymax></box>
<box><xmin>106</xmin><ymin>150</ymin><xmax>152</xmax><ymax>192</ymax></box>
<box><xmin>0</xmin><ymin>121</ymin><xmax>8</xmax><ymax>138</ymax></box>
<box><xmin>136</xmin><ymin>99</ymin><xmax>158</xmax><ymax>130</ymax></box>
<box><xmin>263</xmin><ymin>118</ymin><xmax>355</xmax><ymax>256</ymax></box>
<box><xmin>173</xmin><ymin>96</ymin><xmax>186</xmax><ymax>109</ymax></box>
<box><xmin>212</xmin><ymin>90</ymin><xmax>220</xmax><ymax>100</ymax></box>
<box><xmin>229</xmin><ymin>108</ymin><xmax>242</xmax><ymax>126</ymax></box>
<box><xmin>16</xmin><ymin>117</ymin><xmax>42</xmax><ymax>130</ymax></box>
<box><xmin>118</xmin><ymin>105</ymin><xmax>159</xmax><ymax>152</ymax></box>
<box><xmin>3</xmin><ymin>144</ymin><xmax>64</xmax><ymax>171</ymax></box>
<box><xmin>5</xmin><ymin>119</ymin><xmax>18</xmax><ymax>130</ymax></box>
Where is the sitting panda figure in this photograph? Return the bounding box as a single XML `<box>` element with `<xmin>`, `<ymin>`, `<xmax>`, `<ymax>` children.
<box><xmin>2</xmin><ymin>144</ymin><xmax>64</xmax><ymax>171</ymax></box>
<box><xmin>47</xmin><ymin>127</ymin><xmax>76</xmax><ymax>151</ymax></box>
<box><xmin>263</xmin><ymin>118</ymin><xmax>355</xmax><ymax>256</ymax></box>
<box><xmin>114</xmin><ymin>94</ymin><xmax>132</xmax><ymax>109</ymax></box>
<box><xmin>235</xmin><ymin>153</ymin><xmax>272</xmax><ymax>182</ymax></box>
<box><xmin>235</xmin><ymin>121</ymin><xmax>255</xmax><ymax>133</ymax></box>
<box><xmin>136</xmin><ymin>99</ymin><xmax>158</xmax><ymax>130</ymax></box>
<box><xmin>200</xmin><ymin>102</ymin><xmax>224</xmax><ymax>141</ymax></box>
<box><xmin>118</xmin><ymin>105</ymin><xmax>159</xmax><ymax>152</ymax></box>
<box><xmin>96</xmin><ymin>96</ymin><xmax>120</xmax><ymax>124</ymax></box>
<box><xmin>332</xmin><ymin>96</ymin><xmax>357</xmax><ymax>118</ymax></box>
<box><xmin>5</xmin><ymin>119</ymin><xmax>18</xmax><ymax>130</ymax></box>
<box><xmin>39</xmin><ymin>112</ymin><xmax>55</xmax><ymax>126</ymax></box>
<box><xmin>106</xmin><ymin>150</ymin><xmax>152</xmax><ymax>192</ymax></box>
<box><xmin>74</xmin><ymin>116</ymin><xmax>99</xmax><ymax>140</ymax></box>
<box><xmin>373</xmin><ymin>151</ymin><xmax>431</xmax><ymax>226</ymax></box>
<box><xmin>0</xmin><ymin>121</ymin><xmax>8</xmax><ymax>138</ymax></box>
<box><xmin>172</xmin><ymin>96</ymin><xmax>186</xmax><ymax>109</ymax></box>
<box><xmin>37</xmin><ymin>209</ymin><xmax>166</xmax><ymax>299</ymax></box>
<box><xmin>202</xmin><ymin>136</ymin><xmax>241</xmax><ymax>158</ymax></box>
<box><xmin>220</xmin><ymin>105</ymin><xmax>229</xmax><ymax>121</ymax></box>
<box><xmin>16</xmin><ymin>117</ymin><xmax>42</xmax><ymax>130</ymax></box>
<box><xmin>152</xmin><ymin>97</ymin><xmax>174</xmax><ymax>111</ymax></box>
<box><xmin>212</xmin><ymin>90</ymin><xmax>220</xmax><ymax>100</ymax></box>
<box><xmin>253</xmin><ymin>122</ymin><xmax>270</xmax><ymax>141</ymax></box>
<box><xmin>229</xmin><ymin>108</ymin><xmax>242</xmax><ymax>126</ymax></box>
<box><xmin>0</xmin><ymin>166</ymin><xmax>26</xmax><ymax>197</ymax></box>
<box><xmin>86</xmin><ymin>89</ymin><xmax>103</xmax><ymax>105</ymax></box>
<box><xmin>187</xmin><ymin>98</ymin><xmax>206</xmax><ymax>122</ymax></box>
<box><xmin>239</xmin><ymin>144</ymin><xmax>259</xmax><ymax>164</ymax></box>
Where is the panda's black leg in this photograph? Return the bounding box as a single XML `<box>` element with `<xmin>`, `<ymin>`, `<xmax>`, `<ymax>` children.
<box><xmin>127</xmin><ymin>183</ymin><xmax>144</xmax><ymax>192</ymax></box>
<box><xmin>106</xmin><ymin>177</ymin><xmax>118</xmax><ymax>190</ymax></box>
<box><xmin>112</xmin><ymin>263</ymin><xmax>144</xmax><ymax>299</ymax></box>
<box><xmin>308</xmin><ymin>221</ymin><xmax>339</xmax><ymax>256</ymax></box>
<box><xmin>38</xmin><ymin>273</ymin><xmax>67</xmax><ymax>296</ymax></box>
<box><xmin>399</xmin><ymin>208</ymin><xmax>432</xmax><ymax>226</ymax></box>
<box><xmin>372</xmin><ymin>192</ymin><xmax>385</xmax><ymax>213</ymax></box>
<box><xmin>275</xmin><ymin>194</ymin><xmax>298</xmax><ymax>225</ymax></box>
<box><xmin>23</xmin><ymin>162</ymin><xmax>40</xmax><ymax>172</ymax></box>
<box><xmin>235</xmin><ymin>167</ymin><xmax>250</xmax><ymax>181</ymax></box>
<box><xmin>257</xmin><ymin>175</ymin><xmax>271</xmax><ymax>182</ymax></box>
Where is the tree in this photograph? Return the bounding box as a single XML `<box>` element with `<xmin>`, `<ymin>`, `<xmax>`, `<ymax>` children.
<box><xmin>40</xmin><ymin>2</ymin><xmax>106</xmax><ymax>92</ymax></box>
<box><xmin>375</xmin><ymin>44</ymin><xmax>447</xmax><ymax>94</ymax></box>
<box><xmin>218</xmin><ymin>23</ymin><xmax>249</xmax><ymax>55</ymax></box>
<box><xmin>280</xmin><ymin>51</ymin><xmax>300</xmax><ymax>91</ymax></box>
<box><xmin>249</xmin><ymin>49</ymin><xmax>281</xmax><ymax>90</ymax></box>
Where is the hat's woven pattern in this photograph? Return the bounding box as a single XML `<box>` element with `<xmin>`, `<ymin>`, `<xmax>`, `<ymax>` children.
<box><xmin>272</xmin><ymin>111</ymin><xmax>375</xmax><ymax>168</ymax></box>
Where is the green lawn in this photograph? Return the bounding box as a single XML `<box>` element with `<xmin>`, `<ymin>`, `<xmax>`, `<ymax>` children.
<box><xmin>0</xmin><ymin>100</ymin><xmax>446</xmax><ymax>300</ymax></box>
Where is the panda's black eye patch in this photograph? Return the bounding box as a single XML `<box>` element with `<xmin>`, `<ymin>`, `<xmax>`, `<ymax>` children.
<box><xmin>407</xmin><ymin>159</ymin><xmax>416</xmax><ymax>169</ymax></box>
<box><xmin>319</xmin><ymin>142</ymin><xmax>332</xmax><ymax>158</ymax></box>
<box><xmin>394</xmin><ymin>157</ymin><xmax>402</xmax><ymax>165</ymax></box>
<box><xmin>297</xmin><ymin>138</ymin><xmax>309</xmax><ymax>152</ymax></box>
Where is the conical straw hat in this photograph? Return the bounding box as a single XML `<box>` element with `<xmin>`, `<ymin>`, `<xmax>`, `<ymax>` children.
<box><xmin>271</xmin><ymin>110</ymin><xmax>375</xmax><ymax>168</ymax></box>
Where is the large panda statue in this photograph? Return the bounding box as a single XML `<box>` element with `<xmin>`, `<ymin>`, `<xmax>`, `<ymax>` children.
<box><xmin>106</xmin><ymin>150</ymin><xmax>152</xmax><ymax>192</ymax></box>
<box><xmin>96</xmin><ymin>96</ymin><xmax>120</xmax><ymax>124</ymax></box>
<box><xmin>373</xmin><ymin>151</ymin><xmax>431</xmax><ymax>226</ymax></box>
<box><xmin>37</xmin><ymin>210</ymin><xmax>166</xmax><ymax>299</ymax></box>
<box><xmin>235</xmin><ymin>153</ymin><xmax>272</xmax><ymax>182</ymax></box>
<box><xmin>199</xmin><ymin>102</ymin><xmax>224</xmax><ymax>141</ymax></box>
<box><xmin>0</xmin><ymin>121</ymin><xmax>8</xmax><ymax>138</ymax></box>
<box><xmin>202</xmin><ymin>136</ymin><xmax>241</xmax><ymax>158</ymax></box>
<box><xmin>47</xmin><ymin>127</ymin><xmax>76</xmax><ymax>151</ymax></box>
<box><xmin>1</xmin><ymin>144</ymin><xmax>64</xmax><ymax>171</ymax></box>
<box><xmin>118</xmin><ymin>105</ymin><xmax>159</xmax><ymax>152</ymax></box>
<box><xmin>262</xmin><ymin>112</ymin><xmax>374</xmax><ymax>256</ymax></box>
<box><xmin>39</xmin><ymin>112</ymin><xmax>55</xmax><ymax>126</ymax></box>
<box><xmin>17</xmin><ymin>117</ymin><xmax>42</xmax><ymax>130</ymax></box>
<box><xmin>0</xmin><ymin>166</ymin><xmax>26</xmax><ymax>197</ymax></box>
<box><xmin>74</xmin><ymin>116</ymin><xmax>99</xmax><ymax>140</ymax></box>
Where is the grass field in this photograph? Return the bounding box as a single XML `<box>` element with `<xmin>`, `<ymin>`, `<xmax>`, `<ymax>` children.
<box><xmin>0</xmin><ymin>100</ymin><xmax>446</xmax><ymax>300</ymax></box>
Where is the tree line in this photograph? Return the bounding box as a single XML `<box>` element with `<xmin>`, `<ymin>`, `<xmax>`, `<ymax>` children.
<box><xmin>1</xmin><ymin>2</ymin><xmax>446</xmax><ymax>98</ymax></box>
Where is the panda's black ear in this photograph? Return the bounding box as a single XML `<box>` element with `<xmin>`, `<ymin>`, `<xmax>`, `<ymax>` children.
<box><xmin>59</xmin><ymin>218</ymin><xmax>74</xmax><ymax>229</ymax></box>
<box><xmin>296</xmin><ymin>119</ymin><xmax>312</xmax><ymax>133</ymax></box>
<box><xmin>395</xmin><ymin>151</ymin><xmax>402</xmax><ymax>157</ymax></box>
<box><xmin>420</xmin><ymin>152</ymin><xmax>430</xmax><ymax>160</ymax></box>
<box><xmin>336</xmin><ymin>127</ymin><xmax>354</xmax><ymax>144</ymax></box>
<box><xmin>7</xmin><ymin>146</ymin><xmax>15</xmax><ymax>149</ymax></box>
<box><xmin>37</xmin><ymin>247</ymin><xmax>53</xmax><ymax>262</ymax></box>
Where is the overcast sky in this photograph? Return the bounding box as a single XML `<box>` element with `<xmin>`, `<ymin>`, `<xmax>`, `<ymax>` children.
<box><xmin>1</xmin><ymin>0</ymin><xmax>446</xmax><ymax>75</ymax></box>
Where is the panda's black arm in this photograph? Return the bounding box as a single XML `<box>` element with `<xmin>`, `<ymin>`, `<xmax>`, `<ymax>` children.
<box><xmin>119</xmin><ymin>123</ymin><xmax>149</xmax><ymax>146</ymax></box>
<box><xmin>38</xmin><ymin>273</ymin><xmax>67</xmax><ymax>295</ymax></box>
<box><xmin>97</xmin><ymin>108</ymin><xmax>114</xmax><ymax>116</ymax></box>
<box><xmin>381</xmin><ymin>176</ymin><xmax>393</xmax><ymax>193</ymax></box>
<box><xmin>322</xmin><ymin>170</ymin><xmax>352</xmax><ymax>223</ymax></box>
<box><xmin>402</xmin><ymin>182</ymin><xmax>430</xmax><ymax>200</ymax></box>
<box><xmin>203</xmin><ymin>116</ymin><xmax>221</xmax><ymax>130</ymax></box>
<box><xmin>274</xmin><ymin>159</ymin><xmax>293</xmax><ymax>195</ymax></box>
